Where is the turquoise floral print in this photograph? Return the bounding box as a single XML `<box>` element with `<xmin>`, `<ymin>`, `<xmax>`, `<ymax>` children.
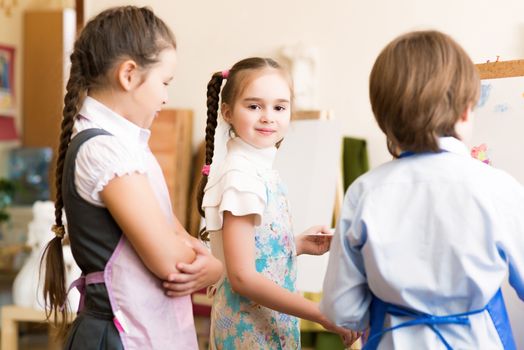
<box><xmin>211</xmin><ymin>169</ymin><xmax>299</xmax><ymax>350</ymax></box>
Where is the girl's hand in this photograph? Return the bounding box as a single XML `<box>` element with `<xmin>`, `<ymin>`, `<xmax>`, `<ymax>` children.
<box><xmin>319</xmin><ymin>315</ymin><xmax>361</xmax><ymax>348</ymax></box>
<box><xmin>295</xmin><ymin>225</ymin><xmax>333</xmax><ymax>256</ymax></box>
<box><xmin>339</xmin><ymin>328</ymin><xmax>362</xmax><ymax>348</ymax></box>
<box><xmin>162</xmin><ymin>241</ymin><xmax>223</xmax><ymax>297</ymax></box>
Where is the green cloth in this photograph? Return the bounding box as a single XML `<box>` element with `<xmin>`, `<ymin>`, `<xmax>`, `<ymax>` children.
<box><xmin>301</xmin><ymin>332</ymin><xmax>345</xmax><ymax>349</ymax></box>
<box><xmin>317</xmin><ymin>333</ymin><xmax>345</xmax><ymax>349</ymax></box>
<box><xmin>342</xmin><ymin>137</ymin><xmax>369</xmax><ymax>191</ymax></box>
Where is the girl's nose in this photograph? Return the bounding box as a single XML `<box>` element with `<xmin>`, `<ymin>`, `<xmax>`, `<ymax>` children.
<box><xmin>260</xmin><ymin>110</ymin><xmax>275</xmax><ymax>123</ymax></box>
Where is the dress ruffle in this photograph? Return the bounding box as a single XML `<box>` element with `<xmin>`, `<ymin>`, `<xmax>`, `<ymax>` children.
<box><xmin>203</xmin><ymin>155</ymin><xmax>267</xmax><ymax>231</ymax></box>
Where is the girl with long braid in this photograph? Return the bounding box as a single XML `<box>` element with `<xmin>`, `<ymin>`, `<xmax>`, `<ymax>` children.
<box><xmin>196</xmin><ymin>57</ymin><xmax>360</xmax><ymax>349</ymax></box>
<box><xmin>41</xmin><ymin>6</ymin><xmax>221</xmax><ymax>349</ymax></box>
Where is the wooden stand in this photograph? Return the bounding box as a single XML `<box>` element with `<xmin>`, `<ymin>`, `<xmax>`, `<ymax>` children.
<box><xmin>149</xmin><ymin>109</ymin><xmax>193</xmax><ymax>229</ymax></box>
<box><xmin>476</xmin><ymin>59</ymin><xmax>524</xmax><ymax>79</ymax></box>
<box><xmin>1</xmin><ymin>305</ymin><xmax>66</xmax><ymax>350</ymax></box>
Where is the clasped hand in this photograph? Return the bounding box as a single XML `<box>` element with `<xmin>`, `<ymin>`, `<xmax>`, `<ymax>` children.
<box><xmin>162</xmin><ymin>240</ymin><xmax>223</xmax><ymax>297</ymax></box>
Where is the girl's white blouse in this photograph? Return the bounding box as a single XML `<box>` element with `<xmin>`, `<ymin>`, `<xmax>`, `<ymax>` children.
<box><xmin>202</xmin><ymin>137</ymin><xmax>277</xmax><ymax>231</ymax></box>
<box><xmin>71</xmin><ymin>96</ymin><xmax>150</xmax><ymax>207</ymax></box>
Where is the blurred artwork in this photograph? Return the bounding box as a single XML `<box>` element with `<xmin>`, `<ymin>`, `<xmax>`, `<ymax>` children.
<box><xmin>0</xmin><ymin>115</ymin><xmax>18</xmax><ymax>140</ymax></box>
<box><xmin>8</xmin><ymin>147</ymin><xmax>52</xmax><ymax>205</ymax></box>
<box><xmin>280</xmin><ymin>43</ymin><xmax>319</xmax><ymax>110</ymax></box>
<box><xmin>471</xmin><ymin>144</ymin><xmax>491</xmax><ymax>165</ymax></box>
<box><xmin>0</xmin><ymin>45</ymin><xmax>15</xmax><ymax>110</ymax></box>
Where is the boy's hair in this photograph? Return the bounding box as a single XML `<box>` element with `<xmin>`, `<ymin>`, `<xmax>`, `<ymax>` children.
<box><xmin>195</xmin><ymin>57</ymin><xmax>292</xmax><ymax>240</ymax></box>
<box><xmin>41</xmin><ymin>6</ymin><xmax>176</xmax><ymax>338</ymax></box>
<box><xmin>369</xmin><ymin>30</ymin><xmax>480</xmax><ymax>157</ymax></box>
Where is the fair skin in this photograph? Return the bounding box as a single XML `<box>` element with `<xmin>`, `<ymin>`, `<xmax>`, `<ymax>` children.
<box><xmin>95</xmin><ymin>48</ymin><xmax>222</xmax><ymax>284</ymax></box>
<box><xmin>91</xmin><ymin>48</ymin><xmax>175</xmax><ymax>129</ymax></box>
<box><xmin>222</xmin><ymin>70</ymin><xmax>291</xmax><ymax>148</ymax></box>
<box><xmin>213</xmin><ymin>69</ymin><xmax>359</xmax><ymax>346</ymax></box>
<box><xmin>455</xmin><ymin>104</ymin><xmax>474</xmax><ymax>144</ymax></box>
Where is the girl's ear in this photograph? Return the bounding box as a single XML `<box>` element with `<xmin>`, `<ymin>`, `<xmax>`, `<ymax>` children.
<box><xmin>221</xmin><ymin>103</ymin><xmax>232</xmax><ymax>123</ymax></box>
<box><xmin>117</xmin><ymin>59</ymin><xmax>139</xmax><ymax>91</ymax></box>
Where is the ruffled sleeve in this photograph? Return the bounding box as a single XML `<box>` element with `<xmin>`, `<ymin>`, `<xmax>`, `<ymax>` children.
<box><xmin>202</xmin><ymin>155</ymin><xmax>267</xmax><ymax>231</ymax></box>
<box><xmin>74</xmin><ymin>134</ymin><xmax>147</xmax><ymax>206</ymax></box>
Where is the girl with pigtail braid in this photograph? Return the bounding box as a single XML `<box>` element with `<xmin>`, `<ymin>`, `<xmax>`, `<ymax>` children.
<box><xmin>196</xmin><ymin>72</ymin><xmax>223</xmax><ymax>239</ymax></box>
<box><xmin>40</xmin><ymin>6</ymin><xmax>221</xmax><ymax>349</ymax></box>
<box><xmin>197</xmin><ymin>57</ymin><xmax>361</xmax><ymax>349</ymax></box>
<box><xmin>40</xmin><ymin>53</ymin><xmax>85</xmax><ymax>338</ymax></box>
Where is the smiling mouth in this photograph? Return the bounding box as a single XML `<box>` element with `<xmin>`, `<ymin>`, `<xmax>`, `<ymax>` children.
<box><xmin>256</xmin><ymin>128</ymin><xmax>275</xmax><ymax>135</ymax></box>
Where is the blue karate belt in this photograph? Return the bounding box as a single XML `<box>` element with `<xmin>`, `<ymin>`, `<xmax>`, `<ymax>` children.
<box><xmin>363</xmin><ymin>289</ymin><xmax>516</xmax><ymax>350</ymax></box>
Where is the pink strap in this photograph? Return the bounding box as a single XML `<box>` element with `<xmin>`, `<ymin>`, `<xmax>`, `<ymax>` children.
<box><xmin>61</xmin><ymin>271</ymin><xmax>105</xmax><ymax>313</ymax></box>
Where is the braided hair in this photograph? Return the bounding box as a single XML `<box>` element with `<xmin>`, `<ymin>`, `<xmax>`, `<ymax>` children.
<box><xmin>41</xmin><ymin>6</ymin><xmax>176</xmax><ymax>338</ymax></box>
<box><xmin>196</xmin><ymin>57</ymin><xmax>293</xmax><ymax>240</ymax></box>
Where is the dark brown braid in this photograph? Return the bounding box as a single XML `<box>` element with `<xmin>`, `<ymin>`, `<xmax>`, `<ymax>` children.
<box><xmin>195</xmin><ymin>73</ymin><xmax>224</xmax><ymax>240</ymax></box>
<box><xmin>40</xmin><ymin>58</ymin><xmax>84</xmax><ymax>338</ymax></box>
<box><xmin>195</xmin><ymin>57</ymin><xmax>294</xmax><ymax>240</ymax></box>
<box><xmin>40</xmin><ymin>5</ymin><xmax>176</xmax><ymax>340</ymax></box>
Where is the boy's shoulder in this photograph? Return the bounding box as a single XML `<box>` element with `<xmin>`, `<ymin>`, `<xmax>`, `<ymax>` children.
<box><xmin>342</xmin><ymin>160</ymin><xmax>395</xmax><ymax>203</ymax></box>
<box><xmin>347</xmin><ymin>158</ymin><xmax>401</xmax><ymax>186</ymax></box>
<box><xmin>345</xmin><ymin>154</ymin><xmax>524</xmax><ymax>199</ymax></box>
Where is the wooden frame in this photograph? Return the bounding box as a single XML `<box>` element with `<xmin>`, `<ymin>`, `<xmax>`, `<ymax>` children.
<box><xmin>0</xmin><ymin>44</ymin><xmax>15</xmax><ymax>111</ymax></box>
<box><xmin>476</xmin><ymin>59</ymin><xmax>524</xmax><ymax>79</ymax></box>
<box><xmin>1</xmin><ymin>305</ymin><xmax>72</xmax><ymax>350</ymax></box>
<box><xmin>75</xmin><ymin>0</ymin><xmax>84</xmax><ymax>33</ymax></box>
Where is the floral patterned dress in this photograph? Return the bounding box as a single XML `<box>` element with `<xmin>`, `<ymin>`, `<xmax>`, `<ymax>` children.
<box><xmin>210</xmin><ymin>168</ymin><xmax>300</xmax><ymax>350</ymax></box>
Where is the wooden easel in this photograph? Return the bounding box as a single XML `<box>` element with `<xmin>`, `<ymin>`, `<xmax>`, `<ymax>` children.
<box><xmin>473</xmin><ymin>58</ymin><xmax>524</xmax><ymax>350</ymax></box>
<box><xmin>476</xmin><ymin>59</ymin><xmax>524</xmax><ymax>79</ymax></box>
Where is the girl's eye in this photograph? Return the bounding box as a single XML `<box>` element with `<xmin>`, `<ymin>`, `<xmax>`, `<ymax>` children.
<box><xmin>275</xmin><ymin>105</ymin><xmax>287</xmax><ymax>111</ymax></box>
<box><xmin>163</xmin><ymin>82</ymin><xmax>170</xmax><ymax>86</ymax></box>
<box><xmin>248</xmin><ymin>104</ymin><xmax>261</xmax><ymax>110</ymax></box>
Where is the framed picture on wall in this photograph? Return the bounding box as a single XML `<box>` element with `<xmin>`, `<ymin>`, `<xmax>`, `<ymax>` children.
<box><xmin>0</xmin><ymin>44</ymin><xmax>15</xmax><ymax>111</ymax></box>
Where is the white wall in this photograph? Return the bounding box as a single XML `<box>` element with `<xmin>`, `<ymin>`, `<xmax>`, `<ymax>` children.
<box><xmin>84</xmin><ymin>0</ymin><xmax>524</xmax><ymax>168</ymax></box>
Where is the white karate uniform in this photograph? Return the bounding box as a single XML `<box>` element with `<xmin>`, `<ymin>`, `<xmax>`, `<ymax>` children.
<box><xmin>321</xmin><ymin>137</ymin><xmax>524</xmax><ymax>349</ymax></box>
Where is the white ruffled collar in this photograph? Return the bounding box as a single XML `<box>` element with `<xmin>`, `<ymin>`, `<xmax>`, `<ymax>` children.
<box><xmin>227</xmin><ymin>137</ymin><xmax>277</xmax><ymax>170</ymax></box>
